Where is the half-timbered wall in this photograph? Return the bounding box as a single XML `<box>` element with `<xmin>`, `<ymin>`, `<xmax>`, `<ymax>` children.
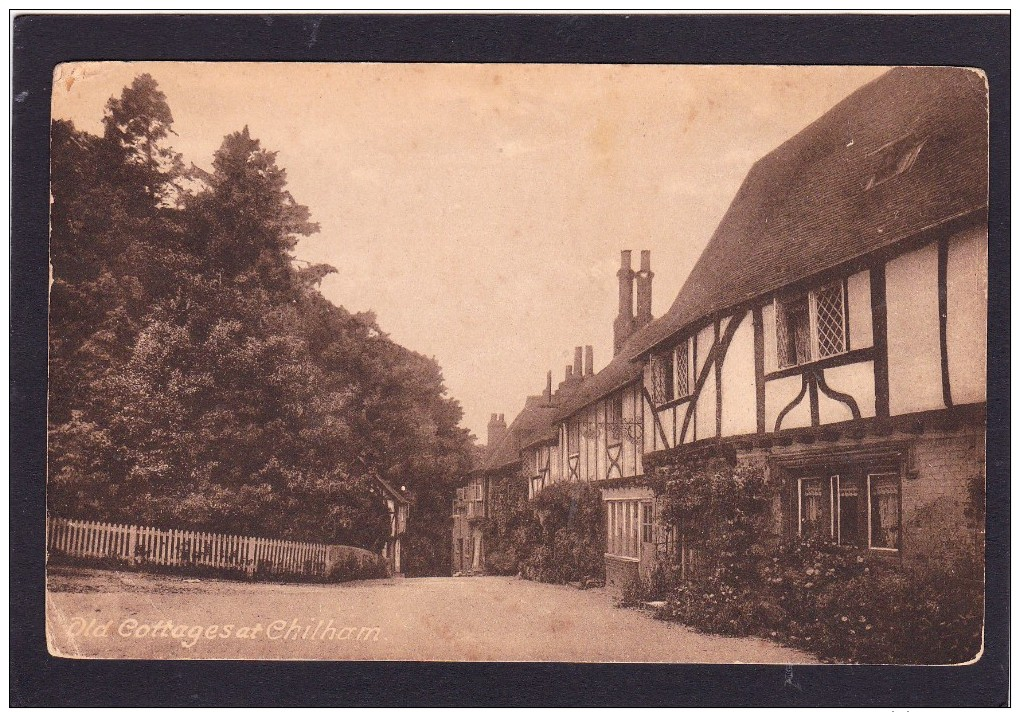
<box><xmin>642</xmin><ymin>225</ymin><xmax>987</xmax><ymax>455</ymax></box>
<box><xmin>944</xmin><ymin>224</ymin><xmax>987</xmax><ymax>406</ymax></box>
<box><xmin>546</xmin><ymin>381</ymin><xmax>643</xmax><ymax>492</ymax></box>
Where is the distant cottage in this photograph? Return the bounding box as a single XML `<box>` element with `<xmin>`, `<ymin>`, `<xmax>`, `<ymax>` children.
<box><xmin>454</xmin><ymin>67</ymin><xmax>988</xmax><ymax>591</ymax></box>
<box><xmin>375</xmin><ymin>474</ymin><xmax>409</xmax><ymax>576</ymax></box>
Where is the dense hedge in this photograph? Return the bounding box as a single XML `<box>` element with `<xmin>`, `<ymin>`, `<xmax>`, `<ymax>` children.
<box><xmin>482</xmin><ymin>479</ymin><xmax>605</xmax><ymax>585</ymax></box>
<box><xmin>644</xmin><ymin>454</ymin><xmax>984</xmax><ymax>664</ymax></box>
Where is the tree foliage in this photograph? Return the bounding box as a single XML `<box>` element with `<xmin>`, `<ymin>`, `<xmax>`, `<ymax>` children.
<box><xmin>48</xmin><ymin>75</ymin><xmax>474</xmax><ymax>571</ymax></box>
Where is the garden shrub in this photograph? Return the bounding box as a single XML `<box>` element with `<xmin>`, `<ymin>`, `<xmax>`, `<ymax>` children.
<box><xmin>481</xmin><ymin>474</ymin><xmax>539</xmax><ymax>575</ymax></box>
<box><xmin>482</xmin><ymin>478</ymin><xmax>605</xmax><ymax>585</ymax></box>
<box><xmin>326</xmin><ymin>552</ymin><xmax>389</xmax><ymax>583</ymax></box>
<box><xmin>654</xmin><ymin>454</ymin><xmax>984</xmax><ymax>664</ymax></box>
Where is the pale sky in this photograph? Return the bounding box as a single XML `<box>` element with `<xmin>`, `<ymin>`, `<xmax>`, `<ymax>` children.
<box><xmin>52</xmin><ymin>62</ymin><xmax>888</xmax><ymax>442</ymax></box>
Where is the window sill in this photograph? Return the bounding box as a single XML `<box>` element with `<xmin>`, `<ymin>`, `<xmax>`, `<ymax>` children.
<box><xmin>654</xmin><ymin>394</ymin><xmax>694</xmax><ymax>412</ymax></box>
<box><xmin>765</xmin><ymin>346</ymin><xmax>875</xmax><ymax>381</ymax></box>
<box><xmin>604</xmin><ymin>553</ymin><xmax>640</xmax><ymax>563</ymax></box>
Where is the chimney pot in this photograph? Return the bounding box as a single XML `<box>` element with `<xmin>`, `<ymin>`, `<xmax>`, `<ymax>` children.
<box><xmin>614</xmin><ymin>250</ymin><xmax>637</xmax><ymax>355</ymax></box>
<box><xmin>573</xmin><ymin>346</ymin><xmax>583</xmax><ymax>377</ymax></box>
<box><xmin>585</xmin><ymin>345</ymin><xmax>594</xmax><ymax>376</ymax></box>
<box><xmin>487</xmin><ymin>412</ymin><xmax>507</xmax><ymax>447</ymax></box>
<box><xmin>565</xmin><ymin>364</ymin><xmax>573</xmax><ymax>379</ymax></box>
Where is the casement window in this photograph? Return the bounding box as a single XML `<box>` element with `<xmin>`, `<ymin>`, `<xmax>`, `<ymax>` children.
<box><xmin>796</xmin><ymin>470</ymin><xmax>901</xmax><ymax>551</ymax></box>
<box><xmin>650</xmin><ymin>351</ymin><xmax>674</xmax><ymax>405</ymax></box>
<box><xmin>606</xmin><ymin>499</ymin><xmax>651</xmax><ymax>559</ymax></box>
<box><xmin>651</xmin><ymin>338</ymin><xmax>693</xmax><ymax>405</ymax></box>
<box><xmin>674</xmin><ymin>339</ymin><xmax>691</xmax><ymax>398</ymax></box>
<box><xmin>566</xmin><ymin>420</ymin><xmax>580</xmax><ymax>455</ymax></box>
<box><xmin>776</xmin><ymin>280</ymin><xmax>848</xmax><ymax>368</ymax></box>
<box><xmin>641</xmin><ymin>502</ymin><xmax>654</xmax><ymax>544</ymax></box>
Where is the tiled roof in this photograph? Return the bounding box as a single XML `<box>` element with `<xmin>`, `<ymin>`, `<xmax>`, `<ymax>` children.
<box><xmin>473</xmin><ymin>395</ymin><xmax>562</xmax><ymax>473</ymax></box>
<box><xmin>549</xmin><ymin>323</ymin><xmax>652</xmax><ymax>423</ymax></box>
<box><xmin>629</xmin><ymin>66</ymin><xmax>989</xmax><ymax>358</ymax></box>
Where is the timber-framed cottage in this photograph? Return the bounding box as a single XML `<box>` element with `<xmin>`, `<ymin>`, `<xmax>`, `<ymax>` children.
<box><xmin>454</xmin><ymin>66</ymin><xmax>988</xmax><ymax>592</ymax></box>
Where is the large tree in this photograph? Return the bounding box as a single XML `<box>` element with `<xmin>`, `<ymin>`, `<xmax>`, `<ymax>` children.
<box><xmin>49</xmin><ymin>76</ymin><xmax>473</xmax><ymax>570</ymax></box>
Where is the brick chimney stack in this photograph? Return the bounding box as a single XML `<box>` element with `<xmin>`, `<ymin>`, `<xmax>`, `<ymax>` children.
<box><xmin>613</xmin><ymin>250</ymin><xmax>636</xmax><ymax>355</ymax></box>
<box><xmin>635</xmin><ymin>249</ymin><xmax>653</xmax><ymax>328</ymax></box>
<box><xmin>487</xmin><ymin>413</ymin><xmax>507</xmax><ymax>447</ymax></box>
<box><xmin>544</xmin><ymin>370</ymin><xmax>553</xmax><ymax>402</ymax></box>
<box><xmin>584</xmin><ymin>345</ymin><xmax>594</xmax><ymax>377</ymax></box>
<box><xmin>573</xmin><ymin>346</ymin><xmax>583</xmax><ymax>380</ymax></box>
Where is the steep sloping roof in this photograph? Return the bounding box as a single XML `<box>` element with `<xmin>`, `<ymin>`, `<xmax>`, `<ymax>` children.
<box><xmin>374</xmin><ymin>473</ymin><xmax>410</xmax><ymax>505</ymax></box>
<box><xmin>473</xmin><ymin>395</ymin><xmax>562</xmax><ymax>473</ymax></box>
<box><xmin>550</xmin><ymin>323</ymin><xmax>653</xmax><ymax>423</ymax></box>
<box><xmin>631</xmin><ymin>66</ymin><xmax>988</xmax><ymax>358</ymax></box>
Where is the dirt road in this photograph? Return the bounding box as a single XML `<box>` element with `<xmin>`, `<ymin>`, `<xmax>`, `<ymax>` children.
<box><xmin>46</xmin><ymin>566</ymin><xmax>816</xmax><ymax>663</ymax></box>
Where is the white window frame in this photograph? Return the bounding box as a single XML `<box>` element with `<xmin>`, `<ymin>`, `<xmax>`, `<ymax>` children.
<box><xmin>649</xmin><ymin>351</ymin><xmax>674</xmax><ymax>406</ymax></box>
<box><xmin>866</xmin><ymin>471</ymin><xmax>901</xmax><ymax>552</ymax></box>
<box><xmin>641</xmin><ymin>501</ymin><xmax>654</xmax><ymax>544</ymax></box>
<box><xmin>606</xmin><ymin>499</ymin><xmax>647</xmax><ymax>560</ymax></box>
<box><xmin>796</xmin><ymin>471</ymin><xmax>900</xmax><ymax>552</ymax></box>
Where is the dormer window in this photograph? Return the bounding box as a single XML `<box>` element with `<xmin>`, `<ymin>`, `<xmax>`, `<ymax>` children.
<box><xmin>775</xmin><ymin>279</ymin><xmax>847</xmax><ymax>368</ymax></box>
<box><xmin>865</xmin><ymin>138</ymin><xmax>925</xmax><ymax>190</ymax></box>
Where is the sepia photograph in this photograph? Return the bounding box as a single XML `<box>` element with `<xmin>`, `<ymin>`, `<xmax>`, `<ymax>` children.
<box><xmin>43</xmin><ymin>59</ymin><xmax>988</xmax><ymax>667</ymax></box>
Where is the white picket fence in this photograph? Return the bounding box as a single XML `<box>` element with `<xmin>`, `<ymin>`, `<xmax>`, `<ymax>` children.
<box><xmin>47</xmin><ymin>517</ymin><xmax>343</xmax><ymax>578</ymax></box>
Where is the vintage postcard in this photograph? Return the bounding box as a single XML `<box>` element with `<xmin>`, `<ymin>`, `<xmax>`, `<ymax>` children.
<box><xmin>45</xmin><ymin>61</ymin><xmax>988</xmax><ymax>664</ymax></box>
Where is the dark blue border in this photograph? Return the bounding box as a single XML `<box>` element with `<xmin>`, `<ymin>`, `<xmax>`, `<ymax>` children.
<box><xmin>11</xmin><ymin>12</ymin><xmax>1009</xmax><ymax>707</ymax></box>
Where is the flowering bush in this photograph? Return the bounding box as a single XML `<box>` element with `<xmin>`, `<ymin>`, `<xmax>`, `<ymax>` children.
<box><xmin>654</xmin><ymin>455</ymin><xmax>983</xmax><ymax>664</ymax></box>
<box><xmin>663</xmin><ymin>536</ymin><xmax>983</xmax><ymax>663</ymax></box>
<box><xmin>480</xmin><ymin>475</ymin><xmax>540</xmax><ymax>575</ymax></box>
<box><xmin>482</xmin><ymin>480</ymin><xmax>605</xmax><ymax>585</ymax></box>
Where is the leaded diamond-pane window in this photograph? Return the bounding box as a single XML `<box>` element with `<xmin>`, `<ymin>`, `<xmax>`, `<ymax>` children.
<box><xmin>775</xmin><ymin>279</ymin><xmax>847</xmax><ymax>368</ymax></box>
<box><xmin>675</xmin><ymin>340</ymin><xmax>690</xmax><ymax>398</ymax></box>
<box><xmin>814</xmin><ymin>282</ymin><xmax>846</xmax><ymax>357</ymax></box>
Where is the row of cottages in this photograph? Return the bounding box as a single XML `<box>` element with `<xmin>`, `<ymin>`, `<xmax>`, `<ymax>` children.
<box><xmin>451</xmin><ymin>357</ymin><xmax>588</xmax><ymax>575</ymax></box>
<box><xmin>457</xmin><ymin>66</ymin><xmax>988</xmax><ymax>590</ymax></box>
